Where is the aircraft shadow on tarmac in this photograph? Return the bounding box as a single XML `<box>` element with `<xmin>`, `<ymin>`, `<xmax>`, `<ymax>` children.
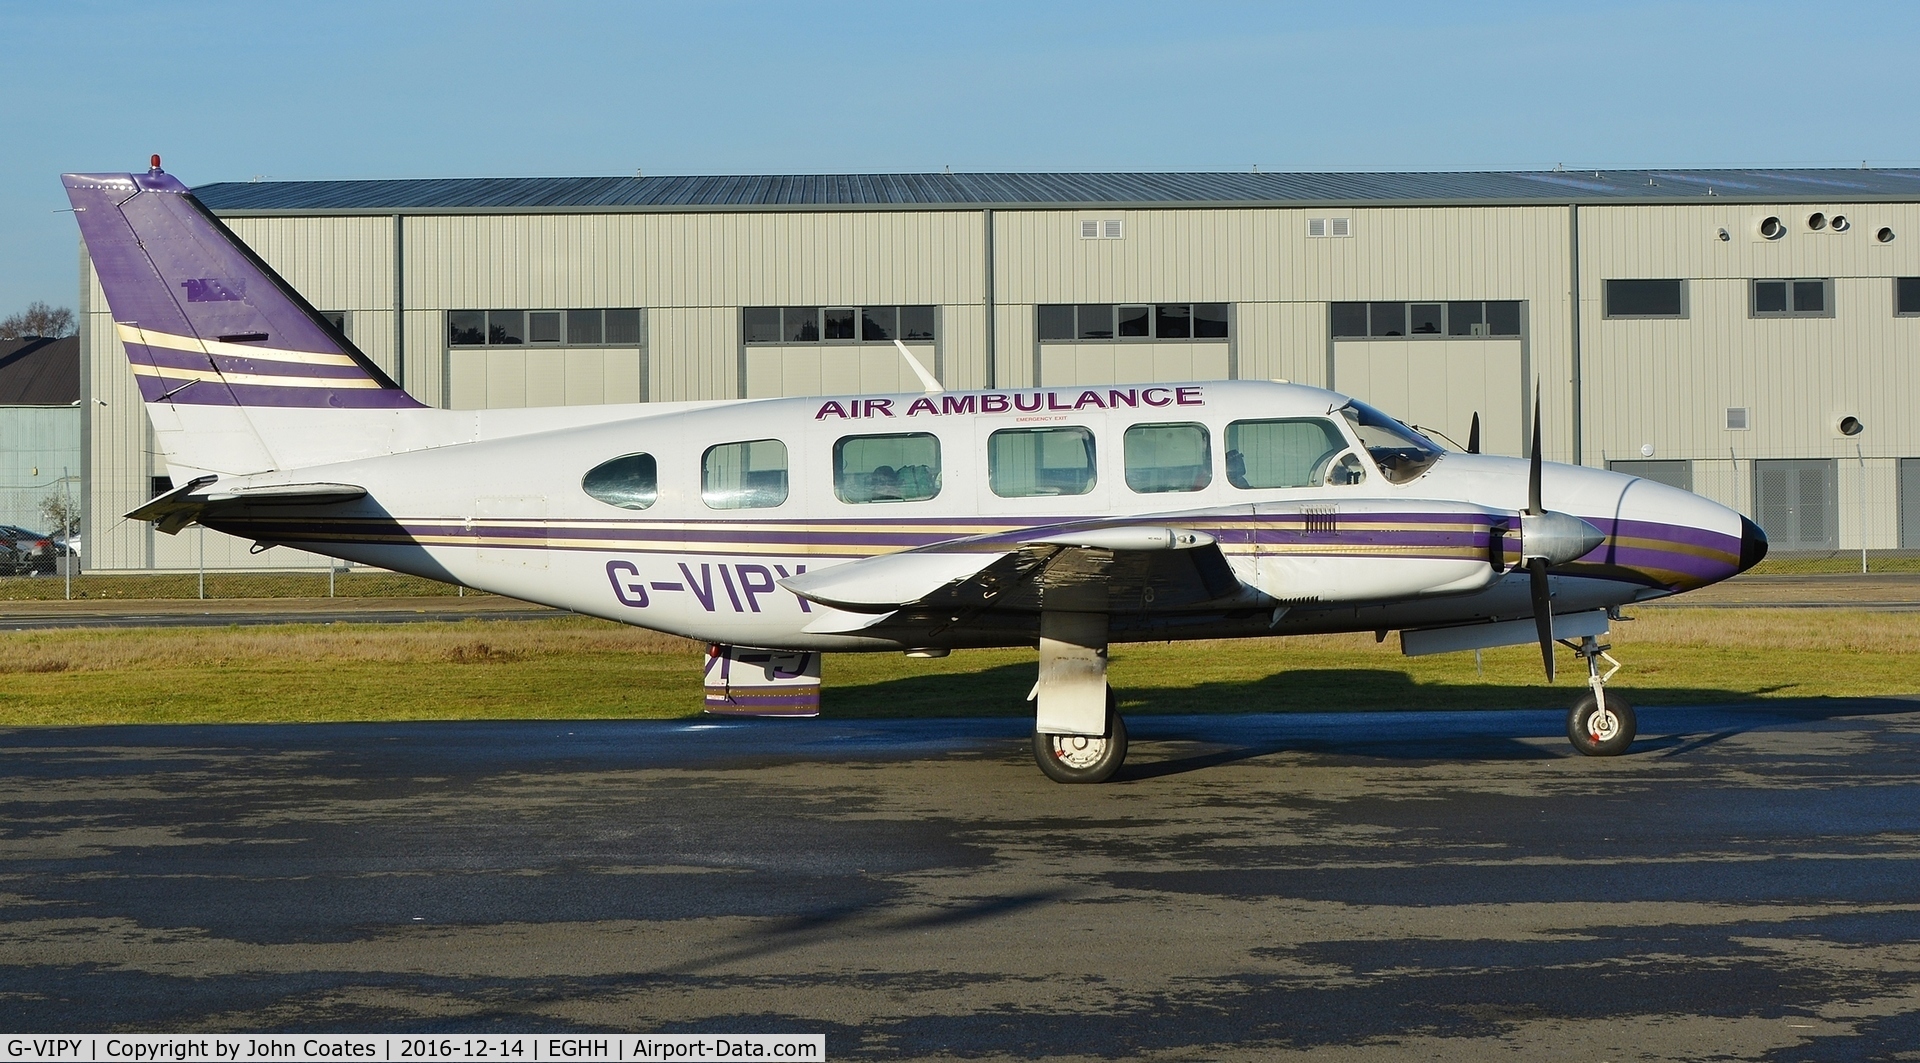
<box><xmin>828</xmin><ymin>662</ymin><xmax>1920</xmax><ymax>782</ymax></box>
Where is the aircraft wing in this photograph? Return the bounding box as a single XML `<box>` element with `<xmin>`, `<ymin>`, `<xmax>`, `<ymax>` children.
<box><xmin>781</xmin><ymin>513</ymin><xmax>1271</xmax><ymax>639</ymax></box>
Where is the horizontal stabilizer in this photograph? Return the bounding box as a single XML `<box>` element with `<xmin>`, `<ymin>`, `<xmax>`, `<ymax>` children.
<box><xmin>127</xmin><ymin>476</ymin><xmax>367</xmax><ymax>534</ymax></box>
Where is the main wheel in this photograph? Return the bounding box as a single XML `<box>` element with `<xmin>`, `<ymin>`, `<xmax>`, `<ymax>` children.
<box><xmin>1567</xmin><ymin>692</ymin><xmax>1636</xmax><ymax>757</ymax></box>
<box><xmin>1033</xmin><ymin>695</ymin><xmax>1128</xmax><ymax>784</ymax></box>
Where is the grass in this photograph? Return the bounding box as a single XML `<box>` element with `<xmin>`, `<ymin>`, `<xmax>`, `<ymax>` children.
<box><xmin>0</xmin><ymin>608</ymin><xmax>1914</xmax><ymax>728</ymax></box>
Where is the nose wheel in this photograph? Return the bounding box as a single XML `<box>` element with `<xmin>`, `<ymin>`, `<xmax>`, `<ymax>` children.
<box><xmin>1564</xmin><ymin>634</ymin><xmax>1635</xmax><ymax>756</ymax></box>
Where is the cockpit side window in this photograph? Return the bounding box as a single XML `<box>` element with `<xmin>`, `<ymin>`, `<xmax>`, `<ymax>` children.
<box><xmin>581</xmin><ymin>452</ymin><xmax>658</xmax><ymax>510</ymax></box>
<box><xmin>1337</xmin><ymin>400</ymin><xmax>1443</xmax><ymax>484</ymax></box>
<box><xmin>1224</xmin><ymin>418</ymin><xmax>1357</xmax><ymax>489</ymax></box>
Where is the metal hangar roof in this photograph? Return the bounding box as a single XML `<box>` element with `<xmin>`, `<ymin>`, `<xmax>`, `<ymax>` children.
<box><xmin>193</xmin><ymin>168</ymin><xmax>1920</xmax><ymax>215</ymax></box>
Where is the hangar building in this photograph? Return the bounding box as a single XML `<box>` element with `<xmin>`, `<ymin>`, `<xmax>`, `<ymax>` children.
<box><xmin>77</xmin><ymin>168</ymin><xmax>1920</xmax><ymax>570</ymax></box>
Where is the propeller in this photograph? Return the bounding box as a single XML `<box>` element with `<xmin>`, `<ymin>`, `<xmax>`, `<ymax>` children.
<box><xmin>1524</xmin><ymin>384</ymin><xmax>1554</xmax><ymax>680</ymax></box>
<box><xmin>1467</xmin><ymin>412</ymin><xmax>1481</xmax><ymax>454</ymax></box>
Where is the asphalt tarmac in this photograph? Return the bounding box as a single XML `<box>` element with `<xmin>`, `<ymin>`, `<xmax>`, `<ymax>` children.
<box><xmin>6</xmin><ymin>702</ymin><xmax>1920</xmax><ymax>1060</ymax></box>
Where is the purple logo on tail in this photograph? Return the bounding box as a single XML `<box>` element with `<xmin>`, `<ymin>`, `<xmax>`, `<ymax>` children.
<box><xmin>181</xmin><ymin>278</ymin><xmax>246</xmax><ymax>302</ymax></box>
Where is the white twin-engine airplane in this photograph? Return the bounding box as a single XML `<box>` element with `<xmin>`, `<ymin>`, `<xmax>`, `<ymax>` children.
<box><xmin>66</xmin><ymin>160</ymin><xmax>1767</xmax><ymax>782</ymax></box>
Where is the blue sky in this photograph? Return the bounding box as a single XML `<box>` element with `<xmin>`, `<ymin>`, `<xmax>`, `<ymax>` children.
<box><xmin>4</xmin><ymin>0</ymin><xmax>1917</xmax><ymax>313</ymax></box>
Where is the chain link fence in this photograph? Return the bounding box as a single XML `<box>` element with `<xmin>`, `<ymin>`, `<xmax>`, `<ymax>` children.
<box><xmin>0</xmin><ymin>559</ymin><xmax>479</xmax><ymax>602</ymax></box>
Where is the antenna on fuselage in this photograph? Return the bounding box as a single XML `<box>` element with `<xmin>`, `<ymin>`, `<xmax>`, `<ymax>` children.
<box><xmin>892</xmin><ymin>338</ymin><xmax>943</xmax><ymax>394</ymax></box>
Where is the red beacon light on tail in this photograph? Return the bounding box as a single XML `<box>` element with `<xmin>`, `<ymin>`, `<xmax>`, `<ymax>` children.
<box><xmin>149</xmin><ymin>154</ymin><xmax>162</xmax><ymax>173</ymax></box>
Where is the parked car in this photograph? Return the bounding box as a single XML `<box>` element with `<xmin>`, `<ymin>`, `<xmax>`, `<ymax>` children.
<box><xmin>0</xmin><ymin>526</ymin><xmax>58</xmax><ymax>576</ymax></box>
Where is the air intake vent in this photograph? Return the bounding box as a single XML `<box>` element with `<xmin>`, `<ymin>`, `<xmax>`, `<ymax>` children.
<box><xmin>1727</xmin><ymin>407</ymin><xmax>1750</xmax><ymax>431</ymax></box>
<box><xmin>1307</xmin><ymin>218</ymin><xmax>1351</xmax><ymax>238</ymax></box>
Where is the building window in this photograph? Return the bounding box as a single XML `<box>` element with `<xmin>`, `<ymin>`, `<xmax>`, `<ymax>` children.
<box><xmin>1036</xmin><ymin>304</ymin><xmax>1229</xmax><ymax>342</ymax></box>
<box><xmin>1752</xmin><ymin>278</ymin><xmax>1832</xmax><ymax>318</ymax></box>
<box><xmin>1329</xmin><ymin>301</ymin><xmax>1521</xmax><ymax>338</ymax></box>
<box><xmin>1608</xmin><ymin>460</ymin><xmax>1692</xmax><ymax>493</ymax></box>
<box><xmin>1897</xmin><ymin>278</ymin><xmax>1920</xmax><ymax>316</ymax></box>
<box><xmin>742</xmin><ymin>306</ymin><xmax>936</xmax><ymax>345</ymax></box>
<box><xmin>449</xmin><ymin>308</ymin><xmax>643</xmax><ymax>347</ymax></box>
<box><xmin>1604</xmin><ymin>280</ymin><xmax>1686</xmax><ymax>319</ymax></box>
<box><xmin>319</xmin><ymin>311</ymin><xmax>348</xmax><ymax>337</ymax></box>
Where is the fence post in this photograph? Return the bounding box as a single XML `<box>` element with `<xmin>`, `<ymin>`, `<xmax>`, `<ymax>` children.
<box><xmin>197</xmin><ymin>524</ymin><xmax>205</xmax><ymax>600</ymax></box>
<box><xmin>329</xmin><ymin>558</ymin><xmax>336</xmax><ymax>598</ymax></box>
<box><xmin>1859</xmin><ymin>444</ymin><xmax>1869</xmax><ymax>575</ymax></box>
<box><xmin>61</xmin><ymin>466</ymin><xmax>73</xmax><ymax>602</ymax></box>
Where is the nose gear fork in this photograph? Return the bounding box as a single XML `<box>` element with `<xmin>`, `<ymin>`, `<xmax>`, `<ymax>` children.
<box><xmin>1564</xmin><ymin>633</ymin><xmax>1636</xmax><ymax>756</ymax></box>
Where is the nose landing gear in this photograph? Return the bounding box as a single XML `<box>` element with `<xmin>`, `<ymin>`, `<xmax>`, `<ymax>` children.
<box><xmin>1565</xmin><ymin>634</ymin><xmax>1635</xmax><ymax>756</ymax></box>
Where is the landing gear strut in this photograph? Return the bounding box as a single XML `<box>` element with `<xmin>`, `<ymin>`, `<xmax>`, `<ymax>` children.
<box><xmin>1564</xmin><ymin>634</ymin><xmax>1635</xmax><ymax>756</ymax></box>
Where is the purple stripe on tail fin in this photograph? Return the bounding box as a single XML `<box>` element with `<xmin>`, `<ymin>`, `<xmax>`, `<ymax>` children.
<box><xmin>63</xmin><ymin>166</ymin><xmax>422</xmax><ymax>410</ymax></box>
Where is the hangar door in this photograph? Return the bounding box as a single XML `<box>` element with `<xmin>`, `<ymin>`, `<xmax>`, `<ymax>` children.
<box><xmin>1753</xmin><ymin>458</ymin><xmax>1837</xmax><ymax>552</ymax></box>
<box><xmin>1329</xmin><ymin>301</ymin><xmax>1524</xmax><ymax>457</ymax></box>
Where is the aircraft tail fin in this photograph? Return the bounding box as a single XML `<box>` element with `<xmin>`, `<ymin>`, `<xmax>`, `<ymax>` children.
<box><xmin>64</xmin><ymin>158</ymin><xmax>424</xmax><ymax>476</ymax></box>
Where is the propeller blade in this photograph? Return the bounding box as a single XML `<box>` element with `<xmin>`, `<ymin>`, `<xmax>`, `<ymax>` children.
<box><xmin>1528</xmin><ymin>556</ymin><xmax>1555</xmax><ymax>680</ymax></box>
<box><xmin>1467</xmin><ymin>412</ymin><xmax>1481</xmax><ymax>454</ymax></box>
<box><xmin>1526</xmin><ymin>383</ymin><xmax>1543</xmax><ymax>516</ymax></box>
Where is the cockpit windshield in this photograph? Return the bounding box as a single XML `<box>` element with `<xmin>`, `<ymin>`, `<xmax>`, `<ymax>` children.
<box><xmin>1337</xmin><ymin>400</ymin><xmax>1443</xmax><ymax>484</ymax></box>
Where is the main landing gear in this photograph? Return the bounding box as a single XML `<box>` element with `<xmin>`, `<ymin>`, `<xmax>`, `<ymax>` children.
<box><xmin>1564</xmin><ymin>634</ymin><xmax>1635</xmax><ymax>756</ymax></box>
<box><xmin>1029</xmin><ymin>610</ymin><xmax>1129</xmax><ymax>783</ymax></box>
<box><xmin>1034</xmin><ymin>690</ymin><xmax>1129</xmax><ymax>783</ymax></box>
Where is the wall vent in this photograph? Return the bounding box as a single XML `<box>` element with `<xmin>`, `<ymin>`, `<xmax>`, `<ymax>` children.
<box><xmin>1080</xmin><ymin>220</ymin><xmax>1099</xmax><ymax>239</ymax></box>
<box><xmin>1307</xmin><ymin>217</ymin><xmax>1351</xmax><ymax>238</ymax></box>
<box><xmin>1330</xmin><ymin>217</ymin><xmax>1350</xmax><ymax>237</ymax></box>
<box><xmin>1080</xmin><ymin>219</ymin><xmax>1124</xmax><ymax>239</ymax></box>
<box><xmin>1726</xmin><ymin>407</ymin><xmax>1750</xmax><ymax>431</ymax></box>
<box><xmin>1102</xmin><ymin>218</ymin><xmax>1123</xmax><ymax>239</ymax></box>
<box><xmin>1308</xmin><ymin>218</ymin><xmax>1327</xmax><ymax>237</ymax></box>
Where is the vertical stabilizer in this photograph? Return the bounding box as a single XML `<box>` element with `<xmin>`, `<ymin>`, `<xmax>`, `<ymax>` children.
<box><xmin>65</xmin><ymin>159</ymin><xmax>423</xmax><ymax>476</ymax></box>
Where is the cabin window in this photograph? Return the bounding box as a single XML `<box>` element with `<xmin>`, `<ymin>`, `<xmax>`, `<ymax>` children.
<box><xmin>1124</xmin><ymin>423</ymin><xmax>1211</xmax><ymax>494</ymax></box>
<box><xmin>581</xmin><ymin>453</ymin><xmax>658</xmax><ymax>510</ymax></box>
<box><xmin>834</xmin><ymin>433</ymin><xmax>941</xmax><ymax>503</ymax></box>
<box><xmin>702</xmin><ymin>439</ymin><xmax>789</xmax><ymax>510</ymax></box>
<box><xmin>1224</xmin><ymin>418</ymin><xmax>1354</xmax><ymax>489</ymax></box>
<box><xmin>988</xmin><ymin>427</ymin><xmax>1097</xmax><ymax>497</ymax></box>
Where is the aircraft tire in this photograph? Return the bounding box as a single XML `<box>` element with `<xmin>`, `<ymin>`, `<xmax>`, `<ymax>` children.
<box><xmin>1033</xmin><ymin>694</ymin><xmax>1128</xmax><ymax>783</ymax></box>
<box><xmin>1567</xmin><ymin>693</ymin><xmax>1636</xmax><ymax>756</ymax></box>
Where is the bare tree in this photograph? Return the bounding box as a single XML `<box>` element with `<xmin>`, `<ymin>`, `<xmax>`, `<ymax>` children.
<box><xmin>40</xmin><ymin>491</ymin><xmax>79</xmax><ymax>540</ymax></box>
<box><xmin>0</xmin><ymin>302</ymin><xmax>77</xmax><ymax>340</ymax></box>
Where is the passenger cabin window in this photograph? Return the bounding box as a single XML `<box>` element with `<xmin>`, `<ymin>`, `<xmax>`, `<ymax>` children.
<box><xmin>835</xmin><ymin>433</ymin><xmax>941</xmax><ymax>503</ymax></box>
<box><xmin>989</xmin><ymin>427</ymin><xmax>1097</xmax><ymax>497</ymax></box>
<box><xmin>1124</xmin><ymin>423</ymin><xmax>1211</xmax><ymax>493</ymax></box>
<box><xmin>702</xmin><ymin>439</ymin><xmax>789</xmax><ymax>510</ymax></box>
<box><xmin>1337</xmin><ymin>400</ymin><xmax>1442</xmax><ymax>484</ymax></box>
<box><xmin>581</xmin><ymin>453</ymin><xmax>659</xmax><ymax>510</ymax></box>
<box><xmin>1224</xmin><ymin>419</ymin><xmax>1360</xmax><ymax>489</ymax></box>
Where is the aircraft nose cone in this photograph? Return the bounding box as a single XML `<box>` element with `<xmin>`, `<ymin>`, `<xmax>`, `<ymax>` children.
<box><xmin>1738</xmin><ymin>515</ymin><xmax>1769</xmax><ymax>573</ymax></box>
